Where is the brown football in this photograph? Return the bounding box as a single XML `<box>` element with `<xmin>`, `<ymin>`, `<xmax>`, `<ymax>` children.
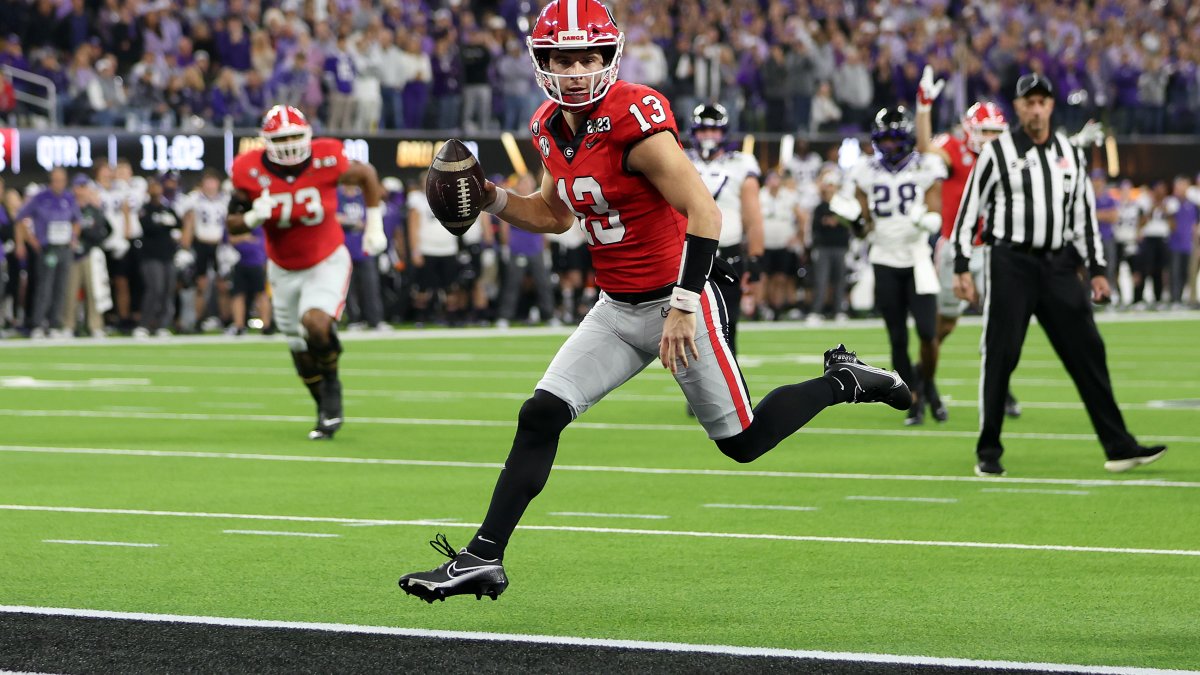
<box><xmin>426</xmin><ymin>139</ymin><xmax>486</xmax><ymax>236</ymax></box>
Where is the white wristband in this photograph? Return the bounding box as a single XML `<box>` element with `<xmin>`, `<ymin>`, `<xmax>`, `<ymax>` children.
<box><xmin>365</xmin><ymin>205</ymin><xmax>384</xmax><ymax>233</ymax></box>
<box><xmin>915</xmin><ymin>102</ymin><xmax>932</xmax><ymax>114</ymax></box>
<box><xmin>669</xmin><ymin>287</ymin><xmax>701</xmax><ymax>313</ymax></box>
<box><xmin>483</xmin><ymin>188</ymin><xmax>509</xmax><ymax>215</ymax></box>
<box><xmin>918</xmin><ymin>211</ymin><xmax>942</xmax><ymax>234</ymax></box>
<box><xmin>243</xmin><ymin>209</ymin><xmax>265</xmax><ymax>229</ymax></box>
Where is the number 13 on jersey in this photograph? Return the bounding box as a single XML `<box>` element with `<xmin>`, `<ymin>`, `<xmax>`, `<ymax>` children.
<box><xmin>557</xmin><ymin>176</ymin><xmax>627</xmax><ymax>246</ymax></box>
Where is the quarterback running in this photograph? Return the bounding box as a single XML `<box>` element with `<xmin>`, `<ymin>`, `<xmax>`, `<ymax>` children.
<box><xmin>398</xmin><ymin>0</ymin><xmax>911</xmax><ymax>604</ymax></box>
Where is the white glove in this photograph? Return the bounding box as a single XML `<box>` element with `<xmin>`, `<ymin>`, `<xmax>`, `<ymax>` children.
<box><xmin>243</xmin><ymin>189</ymin><xmax>274</xmax><ymax>229</ymax></box>
<box><xmin>1069</xmin><ymin>119</ymin><xmax>1105</xmax><ymax>148</ymax></box>
<box><xmin>828</xmin><ymin>192</ymin><xmax>862</xmax><ymax>222</ymax></box>
<box><xmin>362</xmin><ymin>206</ymin><xmax>387</xmax><ymax>256</ymax></box>
<box><xmin>916</xmin><ymin>65</ymin><xmax>945</xmax><ymax>113</ymax></box>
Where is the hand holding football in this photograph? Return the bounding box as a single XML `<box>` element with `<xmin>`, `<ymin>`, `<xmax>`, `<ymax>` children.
<box><xmin>426</xmin><ymin>139</ymin><xmax>487</xmax><ymax>236</ymax></box>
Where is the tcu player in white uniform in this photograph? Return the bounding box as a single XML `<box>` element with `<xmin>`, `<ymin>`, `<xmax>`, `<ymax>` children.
<box><xmin>93</xmin><ymin>164</ymin><xmax>135</xmax><ymax>329</ymax></box>
<box><xmin>181</xmin><ymin>169</ymin><xmax>232</xmax><ymax>331</ymax></box>
<box><xmin>848</xmin><ymin>106</ymin><xmax>947</xmax><ymax>425</ymax></box>
<box><xmin>687</xmin><ymin>103</ymin><xmax>764</xmax><ymax>353</ymax></box>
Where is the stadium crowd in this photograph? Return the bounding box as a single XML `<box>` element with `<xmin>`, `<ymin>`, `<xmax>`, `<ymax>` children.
<box><xmin>0</xmin><ymin>0</ymin><xmax>1198</xmax><ymax>135</ymax></box>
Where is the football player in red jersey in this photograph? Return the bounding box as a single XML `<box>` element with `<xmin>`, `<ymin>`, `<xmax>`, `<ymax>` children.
<box><xmin>914</xmin><ymin>69</ymin><xmax>1021</xmax><ymax>421</ymax></box>
<box><xmin>398</xmin><ymin>0</ymin><xmax>911</xmax><ymax>603</ymax></box>
<box><xmin>226</xmin><ymin>105</ymin><xmax>386</xmax><ymax>440</ymax></box>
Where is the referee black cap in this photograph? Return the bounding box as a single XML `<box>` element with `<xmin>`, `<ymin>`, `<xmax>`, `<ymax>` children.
<box><xmin>1015</xmin><ymin>73</ymin><xmax>1054</xmax><ymax>99</ymax></box>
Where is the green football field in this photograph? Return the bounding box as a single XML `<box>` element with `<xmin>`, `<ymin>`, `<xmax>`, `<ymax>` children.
<box><xmin>1</xmin><ymin>315</ymin><xmax>1198</xmax><ymax>671</ymax></box>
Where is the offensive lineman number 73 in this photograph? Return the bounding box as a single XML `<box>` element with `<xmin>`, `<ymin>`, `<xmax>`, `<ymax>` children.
<box><xmin>264</xmin><ymin>187</ymin><xmax>325</xmax><ymax>228</ymax></box>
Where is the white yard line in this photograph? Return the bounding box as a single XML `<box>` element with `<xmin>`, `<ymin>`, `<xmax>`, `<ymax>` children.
<box><xmin>981</xmin><ymin>488</ymin><xmax>1091</xmax><ymax>496</ymax></box>
<box><xmin>7</xmin><ymin>505</ymin><xmax>1199</xmax><ymax>557</ymax></box>
<box><xmin>846</xmin><ymin>496</ymin><xmax>959</xmax><ymax>504</ymax></box>
<box><xmin>42</xmin><ymin>539</ymin><xmax>158</xmax><ymax>548</ymax></box>
<box><xmin>704</xmin><ymin>504</ymin><xmax>819</xmax><ymax>512</ymax></box>
<box><xmin>221</xmin><ymin>530</ymin><xmax>339</xmax><ymax>538</ymax></box>
<box><xmin>0</xmin><ymin>410</ymin><xmax>1195</xmax><ymax>444</ymax></box>
<box><xmin>2</xmin><ymin>445</ymin><xmax>1197</xmax><ymax>489</ymax></box>
<box><xmin>548</xmin><ymin>512</ymin><xmax>669</xmax><ymax>520</ymax></box>
<box><xmin>0</xmin><ymin>606</ymin><xmax>1193</xmax><ymax>674</ymax></box>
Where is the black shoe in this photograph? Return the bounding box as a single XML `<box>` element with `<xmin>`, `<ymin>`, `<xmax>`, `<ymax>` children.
<box><xmin>1004</xmin><ymin>392</ymin><xmax>1022</xmax><ymax>418</ymax></box>
<box><xmin>685</xmin><ymin>405</ymin><xmax>696</xmax><ymax>418</ymax></box>
<box><xmin>925</xmin><ymin>380</ymin><xmax>948</xmax><ymax>422</ymax></box>
<box><xmin>974</xmin><ymin>459</ymin><xmax>1006</xmax><ymax>477</ymax></box>
<box><xmin>905</xmin><ymin>395</ymin><xmax>926</xmax><ymax>426</ymax></box>
<box><xmin>309</xmin><ymin>378</ymin><xmax>343</xmax><ymax>440</ymax></box>
<box><xmin>1104</xmin><ymin>445</ymin><xmax>1167</xmax><ymax>473</ymax></box>
<box><xmin>823</xmin><ymin>344</ymin><xmax>911</xmax><ymax>410</ymax></box>
<box><xmin>398</xmin><ymin>534</ymin><xmax>509</xmax><ymax>603</ymax></box>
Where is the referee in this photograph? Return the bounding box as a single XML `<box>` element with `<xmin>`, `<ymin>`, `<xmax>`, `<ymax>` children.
<box><xmin>951</xmin><ymin>73</ymin><xmax>1166</xmax><ymax>477</ymax></box>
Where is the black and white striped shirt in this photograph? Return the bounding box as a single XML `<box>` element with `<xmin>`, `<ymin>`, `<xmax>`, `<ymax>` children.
<box><xmin>952</xmin><ymin>128</ymin><xmax>1106</xmax><ymax>276</ymax></box>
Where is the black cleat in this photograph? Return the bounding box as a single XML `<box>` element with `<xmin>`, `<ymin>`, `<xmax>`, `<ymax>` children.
<box><xmin>974</xmin><ymin>459</ymin><xmax>1006</xmax><ymax>477</ymax></box>
<box><xmin>309</xmin><ymin>378</ymin><xmax>343</xmax><ymax>440</ymax></box>
<box><xmin>399</xmin><ymin>534</ymin><xmax>509</xmax><ymax>603</ymax></box>
<box><xmin>926</xmin><ymin>380</ymin><xmax>948</xmax><ymax>423</ymax></box>
<box><xmin>823</xmin><ymin>344</ymin><xmax>911</xmax><ymax>410</ymax></box>
<box><xmin>1004</xmin><ymin>392</ymin><xmax>1022</xmax><ymax>418</ymax></box>
<box><xmin>1104</xmin><ymin>445</ymin><xmax>1167</xmax><ymax>473</ymax></box>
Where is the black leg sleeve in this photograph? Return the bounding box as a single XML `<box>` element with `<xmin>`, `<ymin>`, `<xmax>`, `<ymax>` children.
<box><xmin>290</xmin><ymin>350</ymin><xmax>323</xmax><ymax>405</ymax></box>
<box><xmin>469</xmin><ymin>389</ymin><xmax>573</xmax><ymax>560</ymax></box>
<box><xmin>715</xmin><ymin>378</ymin><xmax>839</xmax><ymax>463</ymax></box>
<box><xmin>307</xmin><ymin>329</ymin><xmax>342</xmax><ymax>379</ymax></box>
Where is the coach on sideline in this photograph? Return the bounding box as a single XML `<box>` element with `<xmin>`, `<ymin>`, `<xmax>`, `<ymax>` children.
<box><xmin>951</xmin><ymin>73</ymin><xmax>1166</xmax><ymax>477</ymax></box>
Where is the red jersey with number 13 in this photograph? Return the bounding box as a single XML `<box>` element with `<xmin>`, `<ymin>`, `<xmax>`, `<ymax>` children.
<box><xmin>230</xmin><ymin>137</ymin><xmax>347</xmax><ymax>270</ymax></box>
<box><xmin>530</xmin><ymin>80</ymin><xmax>687</xmax><ymax>294</ymax></box>
<box><xmin>931</xmin><ymin>131</ymin><xmax>976</xmax><ymax>239</ymax></box>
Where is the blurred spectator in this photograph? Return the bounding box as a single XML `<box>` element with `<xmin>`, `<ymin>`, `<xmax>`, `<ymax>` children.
<box><xmin>1136</xmin><ymin>54</ymin><xmax>1169</xmax><ymax>135</ymax></box>
<box><xmin>210</xmin><ymin>67</ymin><xmax>252</xmax><ymax>127</ymax></box>
<box><xmin>810</xmin><ymin>81</ymin><xmax>841</xmax><ymax>133</ymax></box>
<box><xmin>623</xmin><ymin>28</ymin><xmax>668</xmax><ymax>91</ymax></box>
<box><xmin>1169</xmin><ymin>176</ymin><xmax>1197</xmax><ymax>307</ymax></box>
<box><xmin>459</xmin><ymin>22</ymin><xmax>494</xmax><ymax>133</ymax></box>
<box><xmin>63</xmin><ymin>176</ymin><xmax>111</xmax><ymax>338</ymax></box>
<box><xmin>133</xmin><ymin>176</ymin><xmax>180</xmax><ymax>338</ymax></box>
<box><xmin>759</xmin><ymin>169</ymin><xmax>805</xmax><ymax>320</ymax></box>
<box><xmin>378</xmin><ymin>29</ymin><xmax>408</xmax><ymax>130</ymax></box>
<box><xmin>323</xmin><ymin>32</ymin><xmax>356</xmax><ymax>130</ymax></box>
<box><xmin>349</xmin><ymin>24</ymin><xmax>385</xmax><ymax>132</ymax></box>
<box><xmin>496</xmin><ymin>174</ymin><xmax>556</xmax><ymax>328</ymax></box>
<box><xmin>495</xmin><ymin>37</ymin><xmax>533</xmax><ymax>131</ymax></box>
<box><xmin>835</xmin><ymin>49</ymin><xmax>873</xmax><ymax>130</ymax></box>
<box><xmin>807</xmin><ymin>169</ymin><xmax>851</xmax><ymax>322</ymax></box>
<box><xmin>85</xmin><ymin>55</ymin><xmax>127</xmax><ymax>126</ymax></box>
<box><xmin>339</xmin><ymin>183</ymin><xmax>386</xmax><ymax>330</ymax></box>
<box><xmin>398</xmin><ymin>32</ymin><xmax>431</xmax><ymax>129</ymax></box>
<box><xmin>407</xmin><ymin>172</ymin><xmax>459</xmax><ymax>325</ymax></box>
<box><xmin>214</xmin><ymin>18</ymin><xmax>251</xmax><ymax>72</ymax></box>
<box><xmin>249</xmin><ymin>30</ymin><xmax>275</xmax><ymax>79</ymax></box>
<box><xmin>226</xmin><ymin>224</ymin><xmax>270</xmax><ymax>336</ymax></box>
<box><xmin>430</xmin><ymin>33</ymin><xmax>463</xmax><ymax>130</ymax></box>
<box><xmin>15</xmin><ymin>167</ymin><xmax>80</xmax><ymax>338</ymax></box>
<box><xmin>1136</xmin><ymin>181</ymin><xmax>1173</xmax><ymax>308</ymax></box>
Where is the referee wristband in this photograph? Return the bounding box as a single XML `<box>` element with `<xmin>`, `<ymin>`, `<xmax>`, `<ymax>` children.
<box><xmin>669</xmin><ymin>287</ymin><xmax>702</xmax><ymax>313</ymax></box>
<box><xmin>483</xmin><ymin>188</ymin><xmax>509</xmax><ymax>215</ymax></box>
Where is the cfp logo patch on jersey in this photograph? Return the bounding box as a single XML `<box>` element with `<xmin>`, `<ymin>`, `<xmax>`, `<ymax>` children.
<box><xmin>531</xmin><ymin>120</ymin><xmax>540</xmax><ymax>135</ymax></box>
<box><xmin>257</xmin><ymin>175</ymin><xmax>272</xmax><ymax>189</ymax></box>
<box><xmin>539</xmin><ymin>136</ymin><xmax>551</xmax><ymax>158</ymax></box>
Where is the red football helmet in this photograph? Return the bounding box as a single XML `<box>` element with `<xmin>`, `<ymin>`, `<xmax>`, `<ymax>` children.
<box><xmin>527</xmin><ymin>0</ymin><xmax>625</xmax><ymax>109</ymax></box>
<box><xmin>962</xmin><ymin>102</ymin><xmax>1008</xmax><ymax>154</ymax></box>
<box><xmin>261</xmin><ymin>105</ymin><xmax>312</xmax><ymax>166</ymax></box>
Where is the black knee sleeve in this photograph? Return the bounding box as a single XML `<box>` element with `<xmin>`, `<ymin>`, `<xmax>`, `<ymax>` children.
<box><xmin>516</xmin><ymin>389</ymin><xmax>573</xmax><ymax>441</ymax></box>
<box><xmin>307</xmin><ymin>328</ymin><xmax>342</xmax><ymax>377</ymax></box>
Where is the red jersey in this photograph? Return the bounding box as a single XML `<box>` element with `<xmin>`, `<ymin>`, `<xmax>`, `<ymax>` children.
<box><xmin>529</xmin><ymin>80</ymin><xmax>687</xmax><ymax>294</ymax></box>
<box><xmin>931</xmin><ymin>131</ymin><xmax>976</xmax><ymax>239</ymax></box>
<box><xmin>230</xmin><ymin>137</ymin><xmax>348</xmax><ymax>270</ymax></box>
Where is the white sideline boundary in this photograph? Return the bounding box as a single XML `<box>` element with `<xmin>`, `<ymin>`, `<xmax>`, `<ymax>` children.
<box><xmin>0</xmin><ymin>606</ymin><xmax>1192</xmax><ymax>674</ymax></box>
<box><xmin>3</xmin><ymin>445</ymin><xmax>1197</xmax><ymax>489</ymax></box>
<box><xmin>4</xmin><ymin>504</ymin><xmax>1199</xmax><ymax>557</ymax></box>
<box><xmin>41</xmin><ymin>540</ymin><xmax>159</xmax><ymax>548</ymax></box>
<box><xmin>0</xmin><ymin>409</ymin><xmax>1196</xmax><ymax>444</ymax></box>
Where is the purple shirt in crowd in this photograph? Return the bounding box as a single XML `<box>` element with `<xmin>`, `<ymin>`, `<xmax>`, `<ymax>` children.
<box><xmin>338</xmin><ymin>188</ymin><xmax>367</xmax><ymax>261</ymax></box>
<box><xmin>232</xmin><ymin>227</ymin><xmax>267</xmax><ymax>267</ymax></box>
<box><xmin>1095</xmin><ymin>190</ymin><xmax>1117</xmax><ymax>241</ymax></box>
<box><xmin>16</xmin><ymin>188</ymin><xmax>81</xmax><ymax>246</ymax></box>
<box><xmin>1171</xmin><ymin>199</ymin><xmax>1197</xmax><ymax>253</ymax></box>
<box><xmin>507</xmin><ymin>226</ymin><xmax>543</xmax><ymax>257</ymax></box>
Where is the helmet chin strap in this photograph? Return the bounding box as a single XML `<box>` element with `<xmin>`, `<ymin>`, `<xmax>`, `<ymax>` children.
<box><xmin>699</xmin><ymin>138</ymin><xmax>721</xmax><ymax>160</ymax></box>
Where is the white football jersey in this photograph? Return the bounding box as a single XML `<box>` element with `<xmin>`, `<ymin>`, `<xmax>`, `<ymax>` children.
<box><xmin>1114</xmin><ymin>195</ymin><xmax>1145</xmax><ymax>244</ymax></box>
<box><xmin>408</xmin><ymin>190</ymin><xmax>459</xmax><ymax>257</ymax></box>
<box><xmin>181</xmin><ymin>190</ymin><xmax>231</xmax><ymax>244</ymax></box>
<box><xmin>549</xmin><ymin>219</ymin><xmax>587</xmax><ymax>250</ymax></box>
<box><xmin>689</xmin><ymin>150</ymin><xmax>761</xmax><ymax>248</ymax></box>
<box><xmin>785</xmin><ymin>150</ymin><xmax>823</xmax><ymax>212</ymax></box>
<box><xmin>760</xmin><ymin>185</ymin><xmax>801</xmax><ymax>250</ymax></box>
<box><xmin>849</xmin><ymin>152</ymin><xmax>946</xmax><ymax>268</ymax></box>
<box><xmin>114</xmin><ymin>178</ymin><xmax>148</xmax><ymax>239</ymax></box>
